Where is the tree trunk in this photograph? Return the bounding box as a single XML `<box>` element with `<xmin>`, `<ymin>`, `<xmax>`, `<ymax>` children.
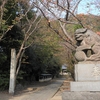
<box><xmin>9</xmin><ymin>49</ymin><xmax>16</xmax><ymax>95</ymax></box>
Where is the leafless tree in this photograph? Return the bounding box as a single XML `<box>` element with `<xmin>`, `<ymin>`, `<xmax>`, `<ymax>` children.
<box><xmin>0</xmin><ymin>0</ymin><xmax>8</xmax><ymax>41</ymax></box>
<box><xmin>2</xmin><ymin>0</ymin><xmax>92</xmax><ymax>93</ymax></box>
<box><xmin>6</xmin><ymin>0</ymin><xmax>42</xmax><ymax>94</ymax></box>
<box><xmin>92</xmin><ymin>0</ymin><xmax>100</xmax><ymax>13</ymax></box>
<box><xmin>0</xmin><ymin>0</ymin><xmax>42</xmax><ymax>78</ymax></box>
<box><xmin>30</xmin><ymin>0</ymin><xmax>84</xmax><ymax>51</ymax></box>
<box><xmin>12</xmin><ymin>1</ymin><xmax>42</xmax><ymax>78</ymax></box>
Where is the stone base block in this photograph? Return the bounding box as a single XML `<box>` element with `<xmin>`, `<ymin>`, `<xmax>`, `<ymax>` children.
<box><xmin>75</xmin><ymin>63</ymin><xmax>100</xmax><ymax>81</ymax></box>
<box><xmin>70</xmin><ymin>82</ymin><xmax>100</xmax><ymax>91</ymax></box>
<box><xmin>62</xmin><ymin>91</ymin><xmax>100</xmax><ymax>100</ymax></box>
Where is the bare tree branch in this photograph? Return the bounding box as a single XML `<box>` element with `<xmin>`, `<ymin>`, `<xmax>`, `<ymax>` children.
<box><xmin>16</xmin><ymin>49</ymin><xmax>25</xmax><ymax>77</ymax></box>
<box><xmin>72</xmin><ymin>0</ymin><xmax>82</xmax><ymax>13</ymax></box>
<box><xmin>59</xmin><ymin>21</ymin><xmax>73</xmax><ymax>42</ymax></box>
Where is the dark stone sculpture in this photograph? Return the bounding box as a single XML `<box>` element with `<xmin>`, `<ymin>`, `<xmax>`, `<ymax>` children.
<box><xmin>75</xmin><ymin>28</ymin><xmax>100</xmax><ymax>61</ymax></box>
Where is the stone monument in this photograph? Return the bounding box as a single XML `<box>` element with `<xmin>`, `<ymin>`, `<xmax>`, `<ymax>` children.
<box><xmin>71</xmin><ymin>28</ymin><xmax>100</xmax><ymax>91</ymax></box>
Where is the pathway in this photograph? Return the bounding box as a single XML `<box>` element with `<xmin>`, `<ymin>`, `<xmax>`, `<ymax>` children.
<box><xmin>0</xmin><ymin>77</ymin><xmax>65</xmax><ymax>100</ymax></box>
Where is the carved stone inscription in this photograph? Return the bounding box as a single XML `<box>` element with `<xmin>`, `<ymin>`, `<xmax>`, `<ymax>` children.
<box><xmin>75</xmin><ymin>63</ymin><xmax>100</xmax><ymax>81</ymax></box>
<box><xmin>92</xmin><ymin>65</ymin><xmax>100</xmax><ymax>78</ymax></box>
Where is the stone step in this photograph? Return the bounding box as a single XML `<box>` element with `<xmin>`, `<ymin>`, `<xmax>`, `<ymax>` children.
<box><xmin>62</xmin><ymin>81</ymin><xmax>70</xmax><ymax>86</ymax></box>
<box><xmin>62</xmin><ymin>91</ymin><xmax>100</xmax><ymax>100</ymax></box>
<box><xmin>50</xmin><ymin>96</ymin><xmax>62</xmax><ymax>100</ymax></box>
<box><xmin>67</xmin><ymin>78</ymin><xmax>74</xmax><ymax>81</ymax></box>
<box><xmin>71</xmin><ymin>82</ymin><xmax>100</xmax><ymax>91</ymax></box>
<box><xmin>60</xmin><ymin>86</ymin><xmax>70</xmax><ymax>91</ymax></box>
<box><xmin>61</xmin><ymin>86</ymin><xmax>70</xmax><ymax>89</ymax></box>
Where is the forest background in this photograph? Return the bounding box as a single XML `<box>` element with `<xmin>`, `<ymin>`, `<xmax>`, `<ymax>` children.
<box><xmin>0</xmin><ymin>0</ymin><xmax>100</xmax><ymax>91</ymax></box>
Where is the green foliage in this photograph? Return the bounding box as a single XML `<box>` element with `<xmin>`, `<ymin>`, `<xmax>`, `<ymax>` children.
<box><xmin>0</xmin><ymin>53</ymin><xmax>7</xmax><ymax>65</ymax></box>
<box><xmin>21</xmin><ymin>42</ymin><xmax>62</xmax><ymax>82</ymax></box>
<box><xmin>0</xmin><ymin>71</ymin><xmax>9</xmax><ymax>90</ymax></box>
<box><xmin>3</xmin><ymin>0</ymin><xmax>18</xmax><ymax>25</ymax></box>
<box><xmin>96</xmin><ymin>26</ymin><xmax>100</xmax><ymax>31</ymax></box>
<box><xmin>0</xmin><ymin>0</ymin><xmax>20</xmax><ymax>38</ymax></box>
<box><xmin>27</xmin><ymin>10</ymin><xmax>35</xmax><ymax>19</ymax></box>
<box><xmin>0</xmin><ymin>25</ymin><xmax>23</xmax><ymax>89</ymax></box>
<box><xmin>46</xmin><ymin>57</ymin><xmax>61</xmax><ymax>77</ymax></box>
<box><xmin>0</xmin><ymin>25</ymin><xmax>23</xmax><ymax>52</ymax></box>
<box><xmin>25</xmin><ymin>44</ymin><xmax>54</xmax><ymax>71</ymax></box>
<box><xmin>0</xmin><ymin>1</ymin><xmax>2</xmax><ymax>6</ymax></box>
<box><xmin>73</xmin><ymin>24</ymin><xmax>83</xmax><ymax>31</ymax></box>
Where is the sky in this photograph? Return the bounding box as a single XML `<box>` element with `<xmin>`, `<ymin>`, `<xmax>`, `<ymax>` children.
<box><xmin>77</xmin><ymin>0</ymin><xmax>100</xmax><ymax>15</ymax></box>
<box><xmin>60</xmin><ymin>0</ymin><xmax>100</xmax><ymax>18</ymax></box>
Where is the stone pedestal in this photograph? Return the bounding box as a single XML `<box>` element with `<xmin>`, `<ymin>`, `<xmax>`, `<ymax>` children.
<box><xmin>71</xmin><ymin>63</ymin><xmax>100</xmax><ymax>91</ymax></box>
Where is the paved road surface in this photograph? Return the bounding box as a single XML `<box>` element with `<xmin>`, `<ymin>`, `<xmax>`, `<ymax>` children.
<box><xmin>0</xmin><ymin>78</ymin><xmax>65</xmax><ymax>100</ymax></box>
